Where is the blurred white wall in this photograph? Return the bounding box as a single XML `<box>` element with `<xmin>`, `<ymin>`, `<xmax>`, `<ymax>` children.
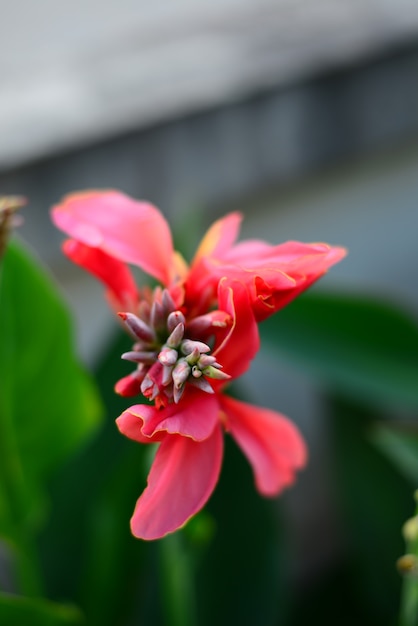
<box><xmin>3</xmin><ymin>0</ymin><xmax>418</xmax><ymax>168</ymax></box>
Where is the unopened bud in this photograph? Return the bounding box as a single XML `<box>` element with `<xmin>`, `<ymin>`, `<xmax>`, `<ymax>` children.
<box><xmin>162</xmin><ymin>289</ymin><xmax>176</xmax><ymax>315</ymax></box>
<box><xmin>181</xmin><ymin>340</ymin><xmax>211</xmax><ymax>356</ymax></box>
<box><xmin>397</xmin><ymin>554</ymin><xmax>418</xmax><ymax>576</ymax></box>
<box><xmin>150</xmin><ymin>300</ymin><xmax>165</xmax><ymax>330</ymax></box>
<box><xmin>403</xmin><ymin>516</ymin><xmax>418</xmax><ymax>542</ymax></box>
<box><xmin>158</xmin><ymin>346</ymin><xmax>178</xmax><ymax>366</ymax></box>
<box><xmin>187</xmin><ymin>311</ymin><xmax>230</xmax><ymax>335</ymax></box>
<box><xmin>189</xmin><ymin>377</ymin><xmax>214</xmax><ymax>394</ymax></box>
<box><xmin>198</xmin><ymin>354</ymin><xmax>217</xmax><ymax>367</ymax></box>
<box><xmin>172</xmin><ymin>360</ymin><xmax>191</xmax><ymax>388</ymax></box>
<box><xmin>173</xmin><ymin>383</ymin><xmax>186</xmax><ymax>404</ymax></box>
<box><xmin>191</xmin><ymin>366</ymin><xmax>203</xmax><ymax>378</ymax></box>
<box><xmin>166</xmin><ymin>323</ymin><xmax>185</xmax><ymax>349</ymax></box>
<box><xmin>137</xmin><ymin>300</ymin><xmax>151</xmax><ymax>324</ymax></box>
<box><xmin>162</xmin><ymin>364</ymin><xmax>174</xmax><ymax>386</ymax></box>
<box><xmin>121</xmin><ymin>350</ymin><xmax>157</xmax><ymax>364</ymax></box>
<box><xmin>185</xmin><ymin>347</ymin><xmax>201</xmax><ymax>365</ymax></box>
<box><xmin>118</xmin><ymin>312</ymin><xmax>155</xmax><ymax>343</ymax></box>
<box><xmin>167</xmin><ymin>310</ymin><xmax>186</xmax><ymax>333</ymax></box>
<box><xmin>203</xmin><ymin>365</ymin><xmax>231</xmax><ymax>381</ymax></box>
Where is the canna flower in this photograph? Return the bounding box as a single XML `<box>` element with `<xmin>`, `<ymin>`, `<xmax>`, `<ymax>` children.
<box><xmin>51</xmin><ymin>190</ymin><xmax>346</xmax><ymax>540</ymax></box>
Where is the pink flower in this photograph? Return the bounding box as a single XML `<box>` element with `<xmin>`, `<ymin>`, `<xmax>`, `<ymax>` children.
<box><xmin>51</xmin><ymin>190</ymin><xmax>346</xmax><ymax>540</ymax></box>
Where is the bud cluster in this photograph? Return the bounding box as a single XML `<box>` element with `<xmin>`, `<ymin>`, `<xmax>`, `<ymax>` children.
<box><xmin>116</xmin><ymin>288</ymin><xmax>230</xmax><ymax>406</ymax></box>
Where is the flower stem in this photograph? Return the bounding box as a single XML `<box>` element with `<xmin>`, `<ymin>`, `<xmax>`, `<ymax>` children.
<box><xmin>159</xmin><ymin>531</ymin><xmax>196</xmax><ymax>626</ymax></box>
<box><xmin>398</xmin><ymin>493</ymin><xmax>418</xmax><ymax>626</ymax></box>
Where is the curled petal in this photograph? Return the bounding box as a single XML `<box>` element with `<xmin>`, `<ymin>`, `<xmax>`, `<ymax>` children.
<box><xmin>249</xmin><ymin>243</ymin><xmax>347</xmax><ymax>320</ymax></box>
<box><xmin>116</xmin><ymin>408</ymin><xmax>165</xmax><ymax>444</ymax></box>
<box><xmin>214</xmin><ymin>278</ymin><xmax>259</xmax><ymax>380</ymax></box>
<box><xmin>130</xmin><ymin>425</ymin><xmax>223</xmax><ymax>540</ymax></box>
<box><xmin>221</xmin><ymin>395</ymin><xmax>307</xmax><ymax>496</ymax></box>
<box><xmin>224</xmin><ymin>240</ymin><xmax>346</xmax><ymax>269</ymax></box>
<box><xmin>63</xmin><ymin>239</ymin><xmax>139</xmax><ymax>311</ymax></box>
<box><xmin>52</xmin><ymin>190</ymin><xmax>175</xmax><ymax>285</ymax></box>
<box><xmin>116</xmin><ymin>387</ymin><xmax>220</xmax><ymax>442</ymax></box>
<box><xmin>192</xmin><ymin>212</ymin><xmax>242</xmax><ymax>264</ymax></box>
<box><xmin>188</xmin><ymin>235</ymin><xmax>347</xmax><ymax>321</ymax></box>
<box><xmin>219</xmin><ymin>239</ymin><xmax>273</xmax><ymax>262</ymax></box>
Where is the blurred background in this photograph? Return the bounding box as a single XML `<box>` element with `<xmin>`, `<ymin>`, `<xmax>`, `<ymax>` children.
<box><xmin>2</xmin><ymin>1</ymin><xmax>418</xmax><ymax>624</ymax></box>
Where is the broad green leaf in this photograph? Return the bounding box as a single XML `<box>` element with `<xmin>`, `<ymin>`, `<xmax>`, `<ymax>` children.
<box><xmin>261</xmin><ymin>291</ymin><xmax>418</xmax><ymax>411</ymax></box>
<box><xmin>40</xmin><ymin>331</ymin><xmax>156</xmax><ymax>625</ymax></box>
<box><xmin>0</xmin><ymin>238</ymin><xmax>102</xmax><ymax>539</ymax></box>
<box><xmin>0</xmin><ymin>592</ymin><xmax>84</xmax><ymax>626</ymax></box>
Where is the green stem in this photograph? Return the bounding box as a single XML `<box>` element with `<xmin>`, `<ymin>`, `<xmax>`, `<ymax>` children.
<box><xmin>399</xmin><ymin>495</ymin><xmax>418</xmax><ymax>626</ymax></box>
<box><xmin>159</xmin><ymin>532</ymin><xmax>196</xmax><ymax>626</ymax></box>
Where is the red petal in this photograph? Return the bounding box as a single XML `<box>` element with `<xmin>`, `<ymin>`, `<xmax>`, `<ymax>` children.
<box><xmin>225</xmin><ymin>240</ymin><xmax>346</xmax><ymax>268</ymax></box>
<box><xmin>214</xmin><ymin>278</ymin><xmax>259</xmax><ymax>380</ymax></box>
<box><xmin>114</xmin><ymin>372</ymin><xmax>144</xmax><ymax>397</ymax></box>
<box><xmin>130</xmin><ymin>426</ymin><xmax>223</xmax><ymax>539</ymax></box>
<box><xmin>52</xmin><ymin>190</ymin><xmax>175</xmax><ymax>285</ymax></box>
<box><xmin>192</xmin><ymin>212</ymin><xmax>242</xmax><ymax>264</ymax></box>
<box><xmin>221</xmin><ymin>395</ymin><xmax>307</xmax><ymax>496</ymax></box>
<box><xmin>116</xmin><ymin>387</ymin><xmax>220</xmax><ymax>442</ymax></box>
<box><xmin>63</xmin><ymin>239</ymin><xmax>139</xmax><ymax>310</ymax></box>
<box><xmin>225</xmin><ymin>242</ymin><xmax>347</xmax><ymax>321</ymax></box>
<box><xmin>116</xmin><ymin>408</ymin><xmax>165</xmax><ymax>444</ymax></box>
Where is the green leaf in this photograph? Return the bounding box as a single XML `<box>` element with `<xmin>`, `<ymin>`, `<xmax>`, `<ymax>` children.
<box><xmin>0</xmin><ymin>239</ymin><xmax>102</xmax><ymax>480</ymax></box>
<box><xmin>0</xmin><ymin>592</ymin><xmax>84</xmax><ymax>626</ymax></box>
<box><xmin>371</xmin><ymin>423</ymin><xmax>418</xmax><ymax>485</ymax></box>
<box><xmin>0</xmin><ymin>238</ymin><xmax>102</xmax><ymax>590</ymax></box>
<box><xmin>40</xmin><ymin>331</ymin><xmax>156</xmax><ymax>625</ymax></box>
<box><xmin>328</xmin><ymin>395</ymin><xmax>413</xmax><ymax>624</ymax></box>
<box><xmin>260</xmin><ymin>291</ymin><xmax>418</xmax><ymax>411</ymax></box>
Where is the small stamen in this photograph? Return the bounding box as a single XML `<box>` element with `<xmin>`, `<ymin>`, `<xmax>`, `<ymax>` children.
<box><xmin>191</xmin><ymin>365</ymin><xmax>203</xmax><ymax>378</ymax></box>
